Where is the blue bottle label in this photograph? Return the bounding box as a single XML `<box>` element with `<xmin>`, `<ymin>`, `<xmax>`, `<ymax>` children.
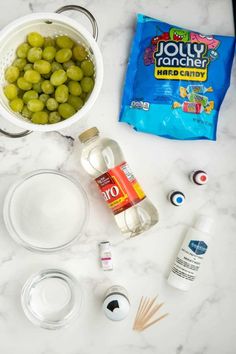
<box><xmin>188</xmin><ymin>240</ymin><xmax>208</xmax><ymax>255</ymax></box>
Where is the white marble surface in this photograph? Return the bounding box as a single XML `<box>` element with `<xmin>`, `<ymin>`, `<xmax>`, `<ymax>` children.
<box><xmin>0</xmin><ymin>0</ymin><xmax>235</xmax><ymax>353</ymax></box>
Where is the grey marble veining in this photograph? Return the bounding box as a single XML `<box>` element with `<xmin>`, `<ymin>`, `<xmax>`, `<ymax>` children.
<box><xmin>0</xmin><ymin>0</ymin><xmax>235</xmax><ymax>353</ymax></box>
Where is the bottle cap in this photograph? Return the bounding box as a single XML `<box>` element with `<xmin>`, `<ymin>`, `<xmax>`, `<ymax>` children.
<box><xmin>78</xmin><ymin>127</ymin><xmax>99</xmax><ymax>143</ymax></box>
<box><xmin>194</xmin><ymin>215</ymin><xmax>214</xmax><ymax>234</ymax></box>
<box><xmin>103</xmin><ymin>293</ymin><xmax>130</xmax><ymax>321</ymax></box>
<box><xmin>99</xmin><ymin>241</ymin><xmax>110</xmax><ymax>251</ymax></box>
<box><xmin>168</xmin><ymin>190</ymin><xmax>185</xmax><ymax>206</ymax></box>
<box><xmin>190</xmin><ymin>170</ymin><xmax>208</xmax><ymax>185</ymax></box>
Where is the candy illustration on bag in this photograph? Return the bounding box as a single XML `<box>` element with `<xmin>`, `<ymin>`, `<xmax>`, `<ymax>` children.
<box><xmin>120</xmin><ymin>14</ymin><xmax>235</xmax><ymax>140</ymax></box>
<box><xmin>190</xmin><ymin>33</ymin><xmax>219</xmax><ymax>50</ymax></box>
<box><xmin>169</xmin><ymin>28</ymin><xmax>189</xmax><ymax>42</ymax></box>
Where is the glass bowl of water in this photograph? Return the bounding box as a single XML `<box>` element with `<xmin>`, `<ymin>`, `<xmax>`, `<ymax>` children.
<box><xmin>21</xmin><ymin>269</ymin><xmax>83</xmax><ymax>329</ymax></box>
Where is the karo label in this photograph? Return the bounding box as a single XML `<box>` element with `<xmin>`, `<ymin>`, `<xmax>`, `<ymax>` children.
<box><xmin>95</xmin><ymin>162</ymin><xmax>146</xmax><ymax>215</ymax></box>
<box><xmin>188</xmin><ymin>240</ymin><xmax>208</xmax><ymax>255</ymax></box>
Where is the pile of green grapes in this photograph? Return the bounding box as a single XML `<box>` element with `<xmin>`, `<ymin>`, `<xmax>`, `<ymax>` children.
<box><xmin>4</xmin><ymin>32</ymin><xmax>95</xmax><ymax>124</ymax></box>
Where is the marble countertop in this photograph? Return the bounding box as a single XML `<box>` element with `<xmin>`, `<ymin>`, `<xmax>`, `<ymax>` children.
<box><xmin>0</xmin><ymin>0</ymin><xmax>235</xmax><ymax>353</ymax></box>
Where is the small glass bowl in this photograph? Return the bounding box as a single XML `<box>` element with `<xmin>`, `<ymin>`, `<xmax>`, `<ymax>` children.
<box><xmin>21</xmin><ymin>269</ymin><xmax>83</xmax><ymax>329</ymax></box>
<box><xmin>3</xmin><ymin>169</ymin><xmax>89</xmax><ymax>253</ymax></box>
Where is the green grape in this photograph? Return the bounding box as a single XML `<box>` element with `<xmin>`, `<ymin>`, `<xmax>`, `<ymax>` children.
<box><xmin>17</xmin><ymin>43</ymin><xmax>30</xmax><ymax>59</ymax></box>
<box><xmin>58</xmin><ymin>103</ymin><xmax>76</xmax><ymax>119</ymax></box>
<box><xmin>27</xmin><ymin>47</ymin><xmax>42</xmax><ymax>63</ymax></box>
<box><xmin>33</xmin><ymin>81</ymin><xmax>42</xmax><ymax>93</ymax></box>
<box><xmin>56</xmin><ymin>35</ymin><xmax>74</xmax><ymax>49</ymax></box>
<box><xmin>81</xmin><ymin>77</ymin><xmax>94</xmax><ymax>93</ymax></box>
<box><xmin>17</xmin><ymin>77</ymin><xmax>32</xmax><ymax>90</ymax></box>
<box><xmin>73</xmin><ymin>45</ymin><xmax>87</xmax><ymax>61</ymax></box>
<box><xmin>55</xmin><ymin>84</ymin><xmax>68</xmax><ymax>103</ymax></box>
<box><xmin>17</xmin><ymin>89</ymin><xmax>24</xmax><ymax>99</ymax></box>
<box><xmin>4</xmin><ymin>84</ymin><xmax>18</xmax><ymax>100</ymax></box>
<box><xmin>46</xmin><ymin>98</ymin><xmax>58</xmax><ymax>111</ymax></box>
<box><xmin>63</xmin><ymin>60</ymin><xmax>75</xmax><ymax>70</ymax></box>
<box><xmin>55</xmin><ymin>48</ymin><xmax>72</xmax><ymax>63</ymax></box>
<box><xmin>39</xmin><ymin>93</ymin><xmax>49</xmax><ymax>104</ymax></box>
<box><xmin>80</xmin><ymin>92</ymin><xmax>89</xmax><ymax>101</ymax></box>
<box><xmin>27</xmin><ymin>98</ymin><xmax>44</xmax><ymax>112</ymax></box>
<box><xmin>42</xmin><ymin>46</ymin><xmax>56</xmax><ymax>61</ymax></box>
<box><xmin>41</xmin><ymin>80</ymin><xmax>54</xmax><ymax>94</ymax></box>
<box><xmin>31</xmin><ymin>111</ymin><xmax>48</xmax><ymax>124</ymax></box>
<box><xmin>68</xmin><ymin>80</ymin><xmax>82</xmax><ymax>96</ymax></box>
<box><xmin>81</xmin><ymin>60</ymin><xmax>94</xmax><ymax>76</ymax></box>
<box><xmin>33</xmin><ymin>60</ymin><xmax>51</xmax><ymax>74</ymax></box>
<box><xmin>22</xmin><ymin>105</ymin><xmax>32</xmax><ymax>119</ymax></box>
<box><xmin>27</xmin><ymin>32</ymin><xmax>44</xmax><ymax>47</ymax></box>
<box><xmin>23</xmin><ymin>90</ymin><xmax>38</xmax><ymax>103</ymax></box>
<box><xmin>42</xmin><ymin>73</ymin><xmax>52</xmax><ymax>80</ymax></box>
<box><xmin>67</xmin><ymin>65</ymin><xmax>83</xmax><ymax>81</ymax></box>
<box><xmin>49</xmin><ymin>111</ymin><xmax>61</xmax><ymax>124</ymax></box>
<box><xmin>43</xmin><ymin>37</ymin><xmax>56</xmax><ymax>48</ymax></box>
<box><xmin>24</xmin><ymin>63</ymin><xmax>33</xmax><ymax>72</ymax></box>
<box><xmin>67</xmin><ymin>95</ymin><xmax>83</xmax><ymax>110</ymax></box>
<box><xmin>51</xmin><ymin>61</ymin><xmax>63</xmax><ymax>72</ymax></box>
<box><xmin>5</xmin><ymin>66</ymin><xmax>20</xmax><ymax>83</ymax></box>
<box><xmin>24</xmin><ymin>70</ymin><xmax>41</xmax><ymax>84</ymax></box>
<box><xmin>13</xmin><ymin>58</ymin><xmax>27</xmax><ymax>71</ymax></box>
<box><xmin>50</xmin><ymin>69</ymin><xmax>67</xmax><ymax>86</ymax></box>
<box><xmin>10</xmin><ymin>98</ymin><xmax>24</xmax><ymax>112</ymax></box>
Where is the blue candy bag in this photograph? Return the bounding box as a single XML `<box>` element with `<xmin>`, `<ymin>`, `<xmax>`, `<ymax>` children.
<box><xmin>119</xmin><ymin>14</ymin><xmax>235</xmax><ymax>140</ymax></box>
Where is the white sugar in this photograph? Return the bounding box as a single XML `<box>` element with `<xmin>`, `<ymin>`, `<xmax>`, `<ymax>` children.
<box><xmin>9</xmin><ymin>172</ymin><xmax>86</xmax><ymax>249</ymax></box>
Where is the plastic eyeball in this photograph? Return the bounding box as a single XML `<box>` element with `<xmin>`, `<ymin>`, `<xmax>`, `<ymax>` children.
<box><xmin>168</xmin><ymin>191</ymin><xmax>185</xmax><ymax>206</ymax></box>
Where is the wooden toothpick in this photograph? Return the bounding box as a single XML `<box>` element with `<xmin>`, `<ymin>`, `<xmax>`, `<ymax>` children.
<box><xmin>133</xmin><ymin>296</ymin><xmax>168</xmax><ymax>332</ymax></box>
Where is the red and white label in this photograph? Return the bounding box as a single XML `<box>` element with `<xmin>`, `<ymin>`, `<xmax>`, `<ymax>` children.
<box><xmin>95</xmin><ymin>162</ymin><xmax>146</xmax><ymax>215</ymax></box>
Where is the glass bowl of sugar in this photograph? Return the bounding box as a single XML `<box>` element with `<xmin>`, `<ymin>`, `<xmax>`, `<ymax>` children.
<box><xmin>21</xmin><ymin>269</ymin><xmax>83</xmax><ymax>329</ymax></box>
<box><xmin>3</xmin><ymin>169</ymin><xmax>89</xmax><ymax>252</ymax></box>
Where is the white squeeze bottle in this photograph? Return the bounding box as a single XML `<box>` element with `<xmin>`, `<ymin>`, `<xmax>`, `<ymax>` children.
<box><xmin>79</xmin><ymin>127</ymin><xmax>159</xmax><ymax>237</ymax></box>
<box><xmin>168</xmin><ymin>215</ymin><xmax>214</xmax><ymax>291</ymax></box>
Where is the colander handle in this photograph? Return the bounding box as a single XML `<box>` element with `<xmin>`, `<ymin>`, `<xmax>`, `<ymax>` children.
<box><xmin>56</xmin><ymin>5</ymin><xmax>98</xmax><ymax>40</ymax></box>
<box><xmin>0</xmin><ymin>128</ymin><xmax>32</xmax><ymax>138</ymax></box>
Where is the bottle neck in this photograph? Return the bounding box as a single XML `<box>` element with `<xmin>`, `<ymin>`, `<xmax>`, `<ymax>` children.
<box><xmin>83</xmin><ymin>134</ymin><xmax>99</xmax><ymax>145</ymax></box>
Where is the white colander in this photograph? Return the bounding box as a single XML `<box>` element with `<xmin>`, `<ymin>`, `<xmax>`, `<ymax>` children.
<box><xmin>0</xmin><ymin>5</ymin><xmax>103</xmax><ymax>137</ymax></box>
